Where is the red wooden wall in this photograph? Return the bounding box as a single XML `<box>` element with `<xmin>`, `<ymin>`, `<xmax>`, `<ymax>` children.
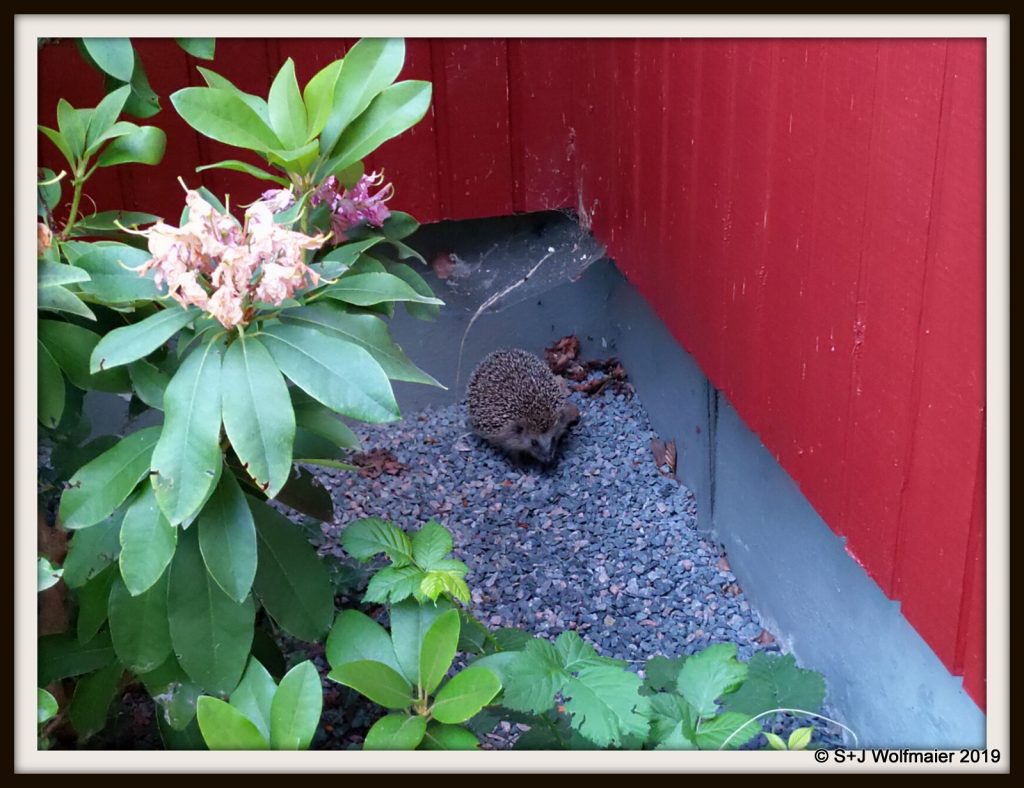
<box><xmin>37</xmin><ymin>38</ymin><xmax>987</xmax><ymax>708</ymax></box>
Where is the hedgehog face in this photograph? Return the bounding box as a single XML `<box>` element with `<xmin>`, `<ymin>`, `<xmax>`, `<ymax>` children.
<box><xmin>494</xmin><ymin>402</ymin><xmax>581</xmax><ymax>465</ymax></box>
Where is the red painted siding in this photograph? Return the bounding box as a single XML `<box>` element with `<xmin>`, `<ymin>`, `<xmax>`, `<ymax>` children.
<box><xmin>37</xmin><ymin>37</ymin><xmax>987</xmax><ymax>708</ymax></box>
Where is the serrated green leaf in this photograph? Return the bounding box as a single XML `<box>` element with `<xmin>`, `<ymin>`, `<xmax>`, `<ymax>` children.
<box><xmin>431</xmin><ymin>667</ymin><xmax>502</xmax><ymax>724</ymax></box>
<box><xmin>62</xmin><ymin>509</ymin><xmax>123</xmax><ymax>588</ymax></box>
<box><xmin>118</xmin><ymin>484</ymin><xmax>176</xmax><ymax>596</ymax></box>
<box><xmin>198</xmin><ymin>471</ymin><xmax>257</xmax><ymax>602</ymax></box>
<box><xmin>108</xmin><ymin>571</ymin><xmax>172</xmax><ymax>673</ymax></box>
<box><xmin>329</xmin><ymin>660</ymin><xmax>413</xmax><ymax>710</ymax></box>
<box><xmin>321</xmin><ymin>271</ymin><xmax>443</xmax><ymax>308</ymax></box>
<box><xmin>410</xmin><ymin>521</ymin><xmax>452</xmax><ymax>570</ymax></box>
<box><xmin>325</xmin><ymin>610</ymin><xmax>402</xmax><ymax>675</ymax></box>
<box><xmin>171</xmin><ymin>87</ymin><xmax>282</xmax><ymax>153</ymax></box>
<box><xmin>341</xmin><ymin>517</ymin><xmax>414</xmax><ymax>565</ymax></box>
<box><xmin>363</xmin><ymin>565</ymin><xmax>424</xmax><ymax>604</ymax></box>
<box><xmin>555</xmin><ymin>630</ymin><xmax>614</xmax><ymax>673</ymax></box>
<box><xmin>419</xmin><ymin>722</ymin><xmax>480</xmax><ymax>750</ymax></box>
<box><xmin>249</xmin><ymin>499</ymin><xmax>334</xmax><ymax>641</ymax></box>
<box><xmin>562</xmin><ymin>664</ymin><xmax>650</xmax><ymax>748</ymax></box>
<box><xmin>694</xmin><ymin>711</ymin><xmax>760</xmax><ymax>750</ymax></box>
<box><xmin>419</xmin><ymin>608</ymin><xmax>460</xmax><ymax>695</ymax></box>
<box><xmin>196</xmin><ymin>696</ymin><xmax>269</xmax><ymax>750</ymax></box>
<box><xmin>364</xmin><ymin>713</ymin><xmax>427</xmax><ymax>750</ymax></box>
<box><xmin>67</xmin><ymin>660</ymin><xmax>123</xmax><ymax>740</ymax></box>
<box><xmin>647</xmin><ymin>692</ymin><xmax>698</xmax><ymax>750</ymax></box>
<box><xmin>270</xmin><ymin>660</ymin><xmax>322</xmax><ymax>750</ymax></box>
<box><xmin>677</xmin><ymin>643</ymin><xmax>748</xmax><ymax>718</ymax></box>
<box><xmin>501</xmin><ymin>638</ymin><xmax>565</xmax><ymax>715</ymax></box>
<box><xmin>490</xmin><ymin>628</ymin><xmax>533</xmax><ymax>653</ymax></box>
<box><xmin>38</xmin><ymin>630</ymin><xmax>115</xmax><ymax>686</ymax></box>
<box><xmin>319</xmin><ymin>38</ymin><xmax>405</xmax><ymax>156</ymax></box>
<box><xmin>59</xmin><ymin>426</ymin><xmax>161</xmax><ymax>530</ymax></box>
<box><xmin>641</xmin><ymin>655</ymin><xmax>687</xmax><ymax>696</ymax></box>
<box><xmin>720</xmin><ymin>652</ymin><xmax>826</xmax><ymax>718</ymax></box>
<box><xmin>39</xmin><ymin>320</ymin><xmax>131</xmax><ymax>393</ymax></box>
<box><xmin>167</xmin><ymin>527</ymin><xmax>254</xmax><ymax>694</ymax></box>
<box><xmin>81</xmin><ymin>38</ymin><xmax>134</xmax><ymax>81</ymax></box>
<box><xmin>788</xmin><ymin>726</ymin><xmax>814</xmax><ymax>750</ymax></box>
<box><xmin>260</xmin><ymin>321</ymin><xmax>399</xmax><ymax>424</ymax></box>
<box><xmin>229</xmin><ymin>657</ymin><xmax>276</xmax><ymax>743</ymax></box>
<box><xmin>151</xmin><ymin>341</ymin><xmax>223</xmax><ymax>525</ymax></box>
<box><xmin>456</xmin><ymin>610</ymin><xmax>489</xmax><ymax>656</ymax></box>
<box><xmin>221</xmin><ymin>334</ymin><xmax>294</xmax><ymax>499</ymax></box>
<box><xmin>282</xmin><ymin>302</ymin><xmax>442</xmax><ymax>387</ymax></box>
<box><xmin>420</xmin><ymin>570</ymin><xmax>470</xmax><ymax>604</ymax></box>
<box><xmin>90</xmin><ymin>306</ymin><xmax>198</xmax><ymax>373</ymax></box>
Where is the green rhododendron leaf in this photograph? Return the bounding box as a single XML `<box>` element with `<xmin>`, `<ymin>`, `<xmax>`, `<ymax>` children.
<box><xmin>325</xmin><ymin>610</ymin><xmax>402</xmax><ymax>675</ymax></box>
<box><xmin>430</xmin><ymin>667</ymin><xmax>502</xmax><ymax>724</ymax></box>
<box><xmin>196</xmin><ymin>696</ymin><xmax>269</xmax><ymax>750</ymax></box>
<box><xmin>363</xmin><ymin>713</ymin><xmax>426</xmax><ymax>751</ymax></box>
<box><xmin>419</xmin><ymin>723</ymin><xmax>480</xmax><ymax>750</ymax></box>
<box><xmin>270</xmin><ymin>660</ymin><xmax>322</xmax><ymax>750</ymax></box>
<box><xmin>329</xmin><ymin>660</ymin><xmax>413</xmax><ymax>710</ymax></box>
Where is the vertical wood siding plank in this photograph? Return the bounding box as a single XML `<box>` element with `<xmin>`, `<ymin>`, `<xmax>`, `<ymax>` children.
<box><xmin>838</xmin><ymin>41</ymin><xmax>947</xmax><ymax>593</ymax></box>
<box><xmin>893</xmin><ymin>40</ymin><xmax>985</xmax><ymax>670</ymax></box>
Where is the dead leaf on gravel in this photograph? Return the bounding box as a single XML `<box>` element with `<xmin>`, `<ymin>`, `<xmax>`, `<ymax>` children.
<box><xmin>650</xmin><ymin>438</ymin><xmax>677</xmax><ymax>476</ymax></box>
<box><xmin>717</xmin><ymin>555</ymin><xmax>731</xmax><ymax>573</ymax></box>
<box><xmin>350</xmin><ymin>449</ymin><xmax>406</xmax><ymax>479</ymax></box>
<box><xmin>755</xmin><ymin>629</ymin><xmax>776</xmax><ymax>646</ymax></box>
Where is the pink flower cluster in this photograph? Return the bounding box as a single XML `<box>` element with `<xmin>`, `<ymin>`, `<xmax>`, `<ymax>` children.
<box><xmin>310</xmin><ymin>171</ymin><xmax>394</xmax><ymax>241</ymax></box>
<box><xmin>137</xmin><ymin>190</ymin><xmax>327</xmax><ymax>329</ymax></box>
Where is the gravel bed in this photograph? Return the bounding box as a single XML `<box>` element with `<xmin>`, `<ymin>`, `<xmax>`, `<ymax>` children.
<box><xmin>312</xmin><ymin>373</ymin><xmax>848</xmax><ymax>750</ymax></box>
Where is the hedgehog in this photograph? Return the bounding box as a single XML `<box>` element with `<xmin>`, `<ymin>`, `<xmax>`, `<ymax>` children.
<box><xmin>466</xmin><ymin>348</ymin><xmax>581</xmax><ymax>465</ymax></box>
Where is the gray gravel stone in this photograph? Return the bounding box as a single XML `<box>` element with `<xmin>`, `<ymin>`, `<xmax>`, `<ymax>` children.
<box><xmin>310</xmin><ymin>371</ymin><xmax>845</xmax><ymax>749</ymax></box>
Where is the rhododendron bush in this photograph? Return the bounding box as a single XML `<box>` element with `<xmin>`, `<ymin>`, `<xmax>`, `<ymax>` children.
<box><xmin>37</xmin><ymin>38</ymin><xmax>442</xmax><ymax>748</ymax></box>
